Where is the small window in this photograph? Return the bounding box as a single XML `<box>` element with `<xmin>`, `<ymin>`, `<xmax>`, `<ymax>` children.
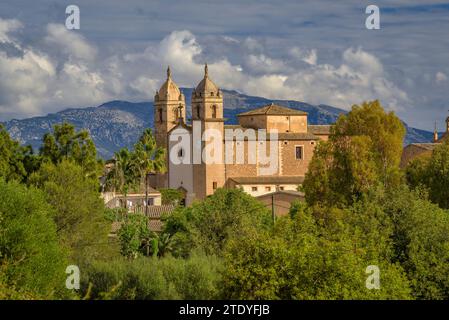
<box><xmin>212</xmin><ymin>105</ymin><xmax>217</xmax><ymax>118</ymax></box>
<box><xmin>295</xmin><ymin>146</ymin><xmax>303</xmax><ymax>160</ymax></box>
<box><xmin>158</xmin><ymin>108</ymin><xmax>163</xmax><ymax>123</ymax></box>
<box><xmin>265</xmin><ymin>186</ymin><xmax>271</xmax><ymax>191</ymax></box>
<box><xmin>196</xmin><ymin>105</ymin><xmax>201</xmax><ymax>119</ymax></box>
<box><xmin>213</xmin><ymin>182</ymin><xmax>217</xmax><ymax>190</ymax></box>
<box><xmin>252</xmin><ymin>186</ymin><xmax>258</xmax><ymax>192</ymax></box>
<box><xmin>147</xmin><ymin>198</ymin><xmax>154</xmax><ymax>206</ymax></box>
<box><xmin>279</xmin><ymin>186</ymin><xmax>284</xmax><ymax>191</ymax></box>
<box><xmin>211</xmin><ymin>91</ymin><xmax>214</xmax><ymax>96</ymax></box>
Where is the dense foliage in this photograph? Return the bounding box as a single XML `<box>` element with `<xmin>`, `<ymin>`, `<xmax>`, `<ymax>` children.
<box><xmin>2</xmin><ymin>100</ymin><xmax>449</xmax><ymax>300</ymax></box>
<box><xmin>0</xmin><ymin>180</ymin><xmax>68</xmax><ymax>298</ymax></box>
<box><xmin>405</xmin><ymin>140</ymin><xmax>449</xmax><ymax>209</ymax></box>
<box><xmin>303</xmin><ymin>100</ymin><xmax>406</xmax><ymax>207</ymax></box>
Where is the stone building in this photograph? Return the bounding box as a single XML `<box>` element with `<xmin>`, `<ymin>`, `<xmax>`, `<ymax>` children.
<box><xmin>153</xmin><ymin>65</ymin><xmax>331</xmax><ymax>205</ymax></box>
<box><xmin>401</xmin><ymin>117</ymin><xmax>449</xmax><ymax>167</ymax></box>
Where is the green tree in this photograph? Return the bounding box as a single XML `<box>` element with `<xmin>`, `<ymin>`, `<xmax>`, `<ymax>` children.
<box><xmin>332</xmin><ymin>100</ymin><xmax>405</xmax><ymax>187</ymax></box>
<box><xmin>160</xmin><ymin>188</ymin><xmax>184</xmax><ymax>206</ymax></box>
<box><xmin>0</xmin><ymin>179</ymin><xmax>68</xmax><ymax>298</ymax></box>
<box><xmin>0</xmin><ymin>125</ymin><xmax>28</xmax><ymax>181</ymax></box>
<box><xmin>383</xmin><ymin>186</ymin><xmax>449</xmax><ymax>299</ymax></box>
<box><xmin>163</xmin><ymin>188</ymin><xmax>272</xmax><ymax>257</ymax></box>
<box><xmin>29</xmin><ymin>160</ymin><xmax>111</xmax><ymax>264</ymax></box>
<box><xmin>117</xmin><ymin>214</ymin><xmax>152</xmax><ymax>259</ymax></box>
<box><xmin>303</xmin><ymin>136</ymin><xmax>379</xmax><ymax>206</ymax></box>
<box><xmin>222</xmin><ymin>194</ymin><xmax>412</xmax><ymax>300</ymax></box>
<box><xmin>106</xmin><ymin>148</ymin><xmax>137</xmax><ymax>209</ymax></box>
<box><xmin>303</xmin><ymin>100</ymin><xmax>405</xmax><ymax>206</ymax></box>
<box><xmin>39</xmin><ymin>122</ymin><xmax>102</xmax><ymax>179</ymax></box>
<box><xmin>81</xmin><ymin>253</ymin><xmax>223</xmax><ymax>300</ymax></box>
<box><xmin>405</xmin><ymin>141</ymin><xmax>449</xmax><ymax>209</ymax></box>
<box><xmin>132</xmin><ymin>128</ymin><xmax>166</xmax><ymax>215</ymax></box>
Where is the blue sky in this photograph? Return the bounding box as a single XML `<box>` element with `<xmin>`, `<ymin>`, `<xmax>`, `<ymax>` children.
<box><xmin>0</xmin><ymin>0</ymin><xmax>448</xmax><ymax>131</ymax></box>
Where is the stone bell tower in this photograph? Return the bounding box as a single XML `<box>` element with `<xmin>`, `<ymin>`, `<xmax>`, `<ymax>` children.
<box><xmin>191</xmin><ymin>64</ymin><xmax>225</xmax><ymax>199</ymax></box>
<box><xmin>153</xmin><ymin>66</ymin><xmax>186</xmax><ymax>188</ymax></box>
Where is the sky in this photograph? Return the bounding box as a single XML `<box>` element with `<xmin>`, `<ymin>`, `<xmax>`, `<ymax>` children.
<box><xmin>0</xmin><ymin>0</ymin><xmax>448</xmax><ymax>131</ymax></box>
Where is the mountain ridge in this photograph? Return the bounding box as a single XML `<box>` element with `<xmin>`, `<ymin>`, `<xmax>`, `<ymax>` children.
<box><xmin>2</xmin><ymin>89</ymin><xmax>434</xmax><ymax>159</ymax></box>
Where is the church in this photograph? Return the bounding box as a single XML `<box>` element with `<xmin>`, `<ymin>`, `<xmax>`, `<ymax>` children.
<box><xmin>151</xmin><ymin>65</ymin><xmax>331</xmax><ymax>205</ymax></box>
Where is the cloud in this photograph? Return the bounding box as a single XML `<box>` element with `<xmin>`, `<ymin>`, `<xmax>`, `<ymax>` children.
<box><xmin>0</xmin><ymin>18</ymin><xmax>111</xmax><ymax>118</ymax></box>
<box><xmin>436</xmin><ymin>71</ymin><xmax>448</xmax><ymax>84</ymax></box>
<box><xmin>44</xmin><ymin>24</ymin><xmax>97</xmax><ymax>61</ymax></box>
<box><xmin>0</xmin><ymin>19</ymin><xmax>410</xmax><ymax>120</ymax></box>
<box><xmin>0</xmin><ymin>18</ymin><xmax>21</xmax><ymax>43</ymax></box>
<box><xmin>289</xmin><ymin>47</ymin><xmax>317</xmax><ymax>65</ymax></box>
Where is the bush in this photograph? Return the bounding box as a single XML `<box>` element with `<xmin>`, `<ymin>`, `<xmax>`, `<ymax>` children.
<box><xmin>163</xmin><ymin>188</ymin><xmax>272</xmax><ymax>257</ymax></box>
<box><xmin>0</xmin><ymin>180</ymin><xmax>68</xmax><ymax>298</ymax></box>
<box><xmin>82</xmin><ymin>253</ymin><xmax>223</xmax><ymax>299</ymax></box>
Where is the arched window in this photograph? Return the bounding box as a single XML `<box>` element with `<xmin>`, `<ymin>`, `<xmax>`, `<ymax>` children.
<box><xmin>196</xmin><ymin>105</ymin><xmax>201</xmax><ymax>119</ymax></box>
<box><xmin>211</xmin><ymin>105</ymin><xmax>217</xmax><ymax>118</ymax></box>
<box><xmin>158</xmin><ymin>108</ymin><xmax>163</xmax><ymax>123</ymax></box>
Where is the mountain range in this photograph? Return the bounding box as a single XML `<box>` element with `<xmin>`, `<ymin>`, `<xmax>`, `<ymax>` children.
<box><xmin>2</xmin><ymin>88</ymin><xmax>434</xmax><ymax>159</ymax></box>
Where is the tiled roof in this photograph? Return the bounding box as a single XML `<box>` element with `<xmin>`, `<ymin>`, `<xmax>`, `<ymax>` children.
<box><xmin>115</xmin><ymin>190</ymin><xmax>160</xmax><ymax>198</ymax></box>
<box><xmin>229</xmin><ymin>176</ymin><xmax>305</xmax><ymax>185</ymax></box>
<box><xmin>256</xmin><ymin>190</ymin><xmax>305</xmax><ymax>198</ymax></box>
<box><xmin>146</xmin><ymin>205</ymin><xmax>176</xmax><ymax>218</ymax></box>
<box><xmin>224</xmin><ymin>129</ymin><xmax>318</xmax><ymax>141</ymax></box>
<box><xmin>237</xmin><ymin>103</ymin><xmax>307</xmax><ymax>116</ymax></box>
<box><xmin>308</xmin><ymin>125</ymin><xmax>332</xmax><ymax>135</ymax></box>
<box><xmin>110</xmin><ymin>219</ymin><xmax>165</xmax><ymax>233</ymax></box>
<box><xmin>108</xmin><ymin>205</ymin><xmax>175</xmax><ymax>234</ymax></box>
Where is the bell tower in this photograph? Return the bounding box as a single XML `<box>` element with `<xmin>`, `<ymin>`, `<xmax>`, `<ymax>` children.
<box><xmin>192</xmin><ymin>64</ymin><xmax>225</xmax><ymax>199</ymax></box>
<box><xmin>153</xmin><ymin>66</ymin><xmax>185</xmax><ymax>188</ymax></box>
<box><xmin>154</xmin><ymin>66</ymin><xmax>186</xmax><ymax>150</ymax></box>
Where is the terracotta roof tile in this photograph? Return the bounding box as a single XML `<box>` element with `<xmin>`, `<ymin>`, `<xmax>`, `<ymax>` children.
<box><xmin>308</xmin><ymin>125</ymin><xmax>332</xmax><ymax>135</ymax></box>
<box><xmin>229</xmin><ymin>176</ymin><xmax>305</xmax><ymax>185</ymax></box>
<box><xmin>237</xmin><ymin>103</ymin><xmax>307</xmax><ymax>116</ymax></box>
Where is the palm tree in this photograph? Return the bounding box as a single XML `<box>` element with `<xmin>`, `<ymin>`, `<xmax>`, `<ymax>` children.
<box><xmin>133</xmin><ymin>129</ymin><xmax>166</xmax><ymax>215</ymax></box>
<box><xmin>106</xmin><ymin>148</ymin><xmax>136</xmax><ymax>209</ymax></box>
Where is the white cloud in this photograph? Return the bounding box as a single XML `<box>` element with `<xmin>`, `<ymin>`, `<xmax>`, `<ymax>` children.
<box><xmin>436</xmin><ymin>71</ymin><xmax>448</xmax><ymax>84</ymax></box>
<box><xmin>0</xmin><ymin>18</ymin><xmax>22</xmax><ymax>43</ymax></box>
<box><xmin>245</xmin><ymin>54</ymin><xmax>285</xmax><ymax>73</ymax></box>
<box><xmin>289</xmin><ymin>47</ymin><xmax>317</xmax><ymax>65</ymax></box>
<box><xmin>44</xmin><ymin>24</ymin><xmax>97</xmax><ymax>61</ymax></box>
<box><xmin>0</xmin><ymin>20</ymin><xmax>409</xmax><ymax>120</ymax></box>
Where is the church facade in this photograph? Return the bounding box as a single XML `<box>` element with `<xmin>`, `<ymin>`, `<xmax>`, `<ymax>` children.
<box><xmin>152</xmin><ymin>65</ymin><xmax>331</xmax><ymax>204</ymax></box>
